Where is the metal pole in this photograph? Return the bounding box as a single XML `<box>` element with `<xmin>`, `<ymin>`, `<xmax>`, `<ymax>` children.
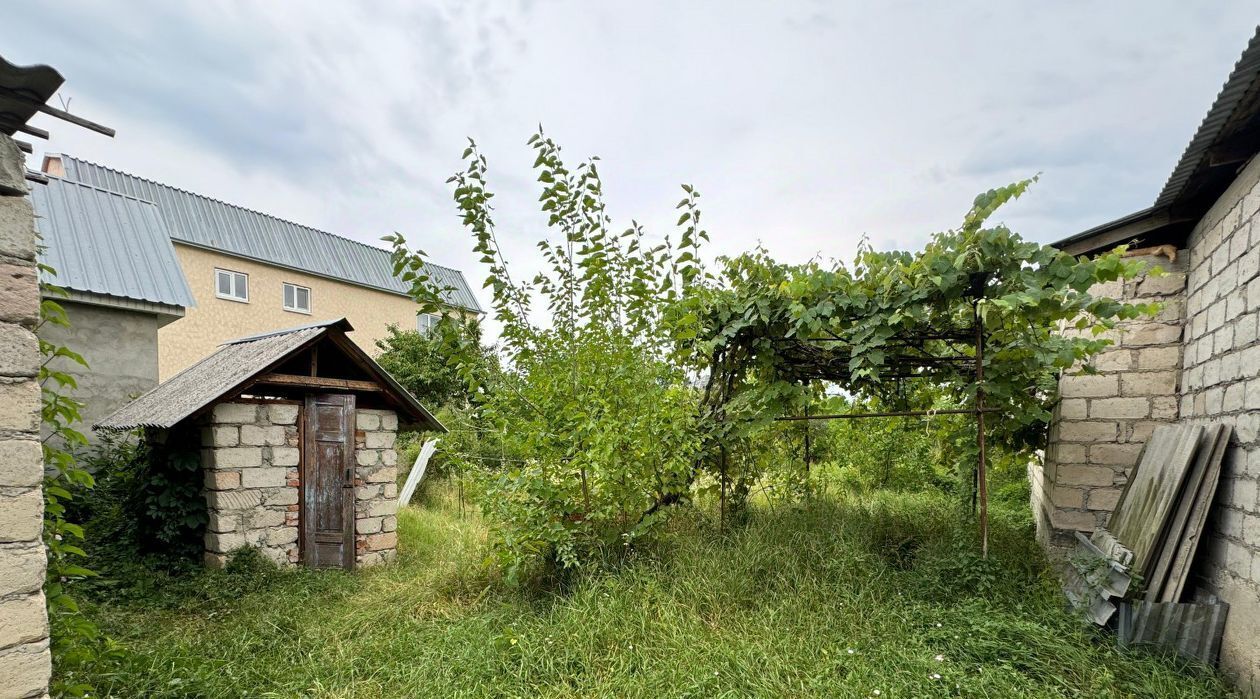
<box><xmin>974</xmin><ymin>301</ymin><xmax>989</xmax><ymax>558</ymax></box>
<box><xmin>719</xmin><ymin>446</ymin><xmax>728</xmax><ymax>533</ymax></box>
<box><xmin>803</xmin><ymin>402</ymin><xmax>812</xmax><ymax>477</ymax></box>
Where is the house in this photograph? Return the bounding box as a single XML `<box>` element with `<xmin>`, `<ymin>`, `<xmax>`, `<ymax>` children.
<box><xmin>38</xmin><ymin>154</ymin><xmax>482</xmax><ymax>381</ymax></box>
<box><xmin>1032</xmin><ymin>27</ymin><xmax>1260</xmax><ymax>692</ymax></box>
<box><xmin>95</xmin><ymin>318</ymin><xmax>444</xmax><ymax>569</ymax></box>
<box><xmin>31</xmin><ymin>173</ymin><xmax>195</xmax><ymax>434</ymax></box>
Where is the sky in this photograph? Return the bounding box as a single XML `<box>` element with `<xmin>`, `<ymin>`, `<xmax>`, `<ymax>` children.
<box><xmin>5</xmin><ymin>2</ymin><xmax>1257</xmax><ymax>335</ymax></box>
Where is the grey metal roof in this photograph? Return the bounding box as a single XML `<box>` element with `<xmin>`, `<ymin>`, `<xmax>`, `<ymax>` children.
<box><xmin>95</xmin><ymin>318</ymin><xmax>444</xmax><ymax>432</ymax></box>
<box><xmin>31</xmin><ymin>176</ymin><xmax>196</xmax><ymax>309</ymax></box>
<box><xmin>51</xmin><ymin>154</ymin><xmax>483</xmax><ymax>313</ymax></box>
<box><xmin>1155</xmin><ymin>27</ymin><xmax>1260</xmax><ymax>209</ymax></box>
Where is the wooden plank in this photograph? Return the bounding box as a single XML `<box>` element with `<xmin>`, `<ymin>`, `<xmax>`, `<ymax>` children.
<box><xmin>1161</xmin><ymin>425</ymin><xmax>1232</xmax><ymax>603</ymax></box>
<box><xmin>1107</xmin><ymin>424</ymin><xmax>1203</xmax><ymax>576</ymax></box>
<box><xmin>1146</xmin><ymin>425</ymin><xmax>1224</xmax><ymax>601</ymax></box>
<box><xmin>258</xmin><ymin>372</ymin><xmax>381</xmax><ymax>392</ymax></box>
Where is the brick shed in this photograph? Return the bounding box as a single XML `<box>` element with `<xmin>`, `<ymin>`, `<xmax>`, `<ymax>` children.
<box><xmin>96</xmin><ymin>318</ymin><xmax>444</xmax><ymax>570</ymax></box>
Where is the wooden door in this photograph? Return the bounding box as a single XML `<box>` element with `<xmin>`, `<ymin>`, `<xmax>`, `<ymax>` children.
<box><xmin>302</xmin><ymin>393</ymin><xmax>356</xmax><ymax>569</ymax></box>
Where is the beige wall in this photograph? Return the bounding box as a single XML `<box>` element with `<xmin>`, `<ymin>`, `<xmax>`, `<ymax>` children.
<box><xmin>160</xmin><ymin>244</ymin><xmax>450</xmax><ymax>379</ymax></box>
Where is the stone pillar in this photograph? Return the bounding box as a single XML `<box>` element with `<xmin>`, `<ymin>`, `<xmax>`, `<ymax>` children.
<box><xmin>200</xmin><ymin>401</ymin><xmax>301</xmax><ymax>567</ymax></box>
<box><xmin>1031</xmin><ymin>253</ymin><xmax>1187</xmax><ymax>547</ymax></box>
<box><xmin>0</xmin><ymin>134</ymin><xmax>51</xmax><ymax>698</ymax></box>
<box><xmin>353</xmin><ymin>409</ymin><xmax>399</xmax><ymax>567</ymax></box>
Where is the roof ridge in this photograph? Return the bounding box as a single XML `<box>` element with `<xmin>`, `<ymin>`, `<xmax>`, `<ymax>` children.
<box><xmin>37</xmin><ymin>171</ymin><xmax>164</xmax><ymax>208</ymax></box>
<box><xmin>50</xmin><ymin>153</ymin><xmax>464</xmax><ymax>276</ymax></box>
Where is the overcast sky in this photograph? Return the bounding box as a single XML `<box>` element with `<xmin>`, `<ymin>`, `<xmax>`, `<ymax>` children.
<box><xmin>6</xmin><ymin>3</ymin><xmax>1257</xmax><ymax>331</ymax></box>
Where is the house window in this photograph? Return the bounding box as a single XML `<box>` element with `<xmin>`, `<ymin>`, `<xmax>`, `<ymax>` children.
<box><xmin>283</xmin><ymin>283</ymin><xmax>311</xmax><ymax>314</ymax></box>
<box><xmin>215</xmin><ymin>269</ymin><xmax>248</xmax><ymax>302</ymax></box>
<box><xmin>417</xmin><ymin>312</ymin><xmax>440</xmax><ymax>335</ymax></box>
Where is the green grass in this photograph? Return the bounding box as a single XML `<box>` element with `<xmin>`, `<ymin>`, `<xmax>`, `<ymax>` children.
<box><xmin>74</xmin><ymin>484</ymin><xmax>1234</xmax><ymax>698</ymax></box>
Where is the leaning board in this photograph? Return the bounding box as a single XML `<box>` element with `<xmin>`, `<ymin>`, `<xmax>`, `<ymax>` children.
<box><xmin>1106</xmin><ymin>423</ymin><xmax>1203</xmax><ymax>577</ymax></box>
<box><xmin>1159</xmin><ymin>425</ymin><xmax>1231</xmax><ymax>603</ymax></box>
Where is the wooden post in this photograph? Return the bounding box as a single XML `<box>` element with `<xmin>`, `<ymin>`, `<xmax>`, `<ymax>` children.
<box><xmin>719</xmin><ymin>446</ymin><xmax>728</xmax><ymax>533</ymax></box>
<box><xmin>974</xmin><ymin>301</ymin><xmax>989</xmax><ymax>558</ymax></box>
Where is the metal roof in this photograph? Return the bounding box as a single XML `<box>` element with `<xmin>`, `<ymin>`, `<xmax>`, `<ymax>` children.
<box><xmin>50</xmin><ymin>154</ymin><xmax>483</xmax><ymax>313</ymax></box>
<box><xmin>95</xmin><ymin>318</ymin><xmax>444</xmax><ymax>432</ymax></box>
<box><xmin>31</xmin><ymin>176</ymin><xmax>196</xmax><ymax>309</ymax></box>
<box><xmin>1154</xmin><ymin>27</ymin><xmax>1260</xmax><ymax>209</ymax></box>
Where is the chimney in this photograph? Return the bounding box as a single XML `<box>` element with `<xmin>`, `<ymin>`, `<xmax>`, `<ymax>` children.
<box><xmin>41</xmin><ymin>154</ymin><xmax>64</xmax><ymax>178</ymax></box>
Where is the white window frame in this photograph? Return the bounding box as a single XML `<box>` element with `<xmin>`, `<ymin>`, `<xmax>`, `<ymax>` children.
<box><xmin>282</xmin><ymin>282</ymin><xmax>311</xmax><ymax>315</ymax></box>
<box><xmin>417</xmin><ymin>312</ymin><xmax>441</xmax><ymax>335</ymax></box>
<box><xmin>215</xmin><ymin>268</ymin><xmax>249</xmax><ymax>303</ymax></box>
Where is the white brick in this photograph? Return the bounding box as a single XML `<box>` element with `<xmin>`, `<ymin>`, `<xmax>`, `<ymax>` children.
<box><xmin>0</xmin><ymin>594</ymin><xmax>48</xmax><ymax>650</ymax></box>
<box><xmin>0</xmin><ymin>439</ymin><xmax>41</xmax><ymax>487</ymax></box>
<box><xmin>267</xmin><ymin>404</ymin><xmax>299</xmax><ymax>425</ymax></box>
<box><xmin>247</xmin><ymin>509</ymin><xmax>285</xmax><ymax>529</ymax></box>
<box><xmin>205</xmin><ymin>531</ymin><xmax>245</xmax><ymax>553</ymax></box>
<box><xmin>271</xmin><ymin>447</ymin><xmax>300</xmax><ymax>467</ymax></box>
<box><xmin>212</xmin><ymin>403</ymin><xmax>258</xmax><ymax>424</ymax></box>
<box><xmin>0</xmin><ymin>639</ymin><xmax>52</xmax><ymax>699</ymax></box>
<box><xmin>0</xmin><ymin>543</ymin><xmax>45</xmax><ymax>597</ymax></box>
<box><xmin>1060</xmin><ymin>374</ymin><xmax>1118</xmax><ymax>398</ymax></box>
<box><xmin>1090</xmin><ymin>397</ymin><xmax>1150</xmax><ymax>419</ymax></box>
<box><xmin>212</xmin><ymin>447</ymin><xmax>263</xmax><ymax>469</ymax></box>
<box><xmin>0</xmin><ymin>489</ymin><xmax>43</xmax><ymax>542</ymax></box>
<box><xmin>356</xmin><ymin>412</ymin><xmax>380</xmax><ymax>430</ymax></box>
<box><xmin>262</xmin><ymin>487</ymin><xmax>298</xmax><ymax>506</ymax></box>
<box><xmin>1120</xmin><ymin>371</ymin><xmax>1178</xmax><ymax>396</ymax></box>
<box><xmin>240</xmin><ymin>424</ymin><xmax>286</xmax><ymax>447</ymax></box>
<box><xmin>380</xmin><ymin>413</ymin><xmax>398</xmax><ymax>431</ymax></box>
<box><xmin>240</xmin><ymin>467</ymin><xmax>287</xmax><ymax>489</ymax></box>
<box><xmin>366</xmin><ymin>431</ymin><xmax>396</xmax><ymax>449</ymax></box>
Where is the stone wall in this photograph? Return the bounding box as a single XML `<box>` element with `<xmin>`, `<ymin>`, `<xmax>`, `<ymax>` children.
<box><xmin>1178</xmin><ymin>155</ymin><xmax>1260</xmax><ymax>694</ymax></box>
<box><xmin>200</xmin><ymin>401</ymin><xmax>399</xmax><ymax>568</ymax></box>
<box><xmin>1031</xmin><ymin>252</ymin><xmax>1187</xmax><ymax>546</ymax></box>
<box><xmin>0</xmin><ymin>135</ymin><xmax>50</xmax><ymax>697</ymax></box>
<box><xmin>353</xmin><ymin>409</ymin><xmax>399</xmax><ymax>567</ymax></box>
<box><xmin>201</xmin><ymin>401</ymin><xmax>301</xmax><ymax>567</ymax></box>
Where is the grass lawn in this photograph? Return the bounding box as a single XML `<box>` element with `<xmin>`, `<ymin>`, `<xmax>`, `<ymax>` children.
<box><xmin>75</xmin><ymin>485</ymin><xmax>1234</xmax><ymax>698</ymax></box>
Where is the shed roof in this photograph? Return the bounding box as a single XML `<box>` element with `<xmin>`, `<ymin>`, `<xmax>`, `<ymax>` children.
<box><xmin>31</xmin><ymin>176</ymin><xmax>196</xmax><ymax>309</ymax></box>
<box><xmin>95</xmin><ymin>317</ymin><xmax>444</xmax><ymax>432</ymax></box>
<box><xmin>0</xmin><ymin>55</ymin><xmax>62</xmax><ymax>137</ymax></box>
<box><xmin>1055</xmin><ymin>26</ymin><xmax>1260</xmax><ymax>256</ymax></box>
<box><xmin>46</xmin><ymin>154</ymin><xmax>483</xmax><ymax>313</ymax></box>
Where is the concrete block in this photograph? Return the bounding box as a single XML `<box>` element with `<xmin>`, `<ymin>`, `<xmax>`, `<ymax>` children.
<box><xmin>1092</xmin><ymin>349</ymin><xmax>1133</xmax><ymax>372</ymax></box>
<box><xmin>364</xmin><ymin>466</ymin><xmax>397</xmax><ymax>484</ymax></box>
<box><xmin>267</xmin><ymin>404</ymin><xmax>299</xmax><ymax>425</ymax></box>
<box><xmin>205</xmin><ymin>425</ymin><xmax>239</xmax><ymax>447</ymax></box>
<box><xmin>1089</xmin><ymin>397</ymin><xmax>1150</xmax><ymax>419</ymax></box>
<box><xmin>1225</xmin><ymin>542</ymin><xmax>1253</xmax><ymax>579</ymax></box>
<box><xmin>1061</xmin><ymin>374</ymin><xmax>1118</xmax><ymax>398</ymax></box>
<box><xmin>365</xmin><ymin>431</ymin><xmax>396</xmax><ymax>449</ymax></box>
<box><xmin>1051</xmin><ymin>486</ymin><xmax>1084</xmax><ymax>508</ymax></box>
<box><xmin>1136</xmin><ymin>273</ymin><xmax>1186</xmax><ymax>297</ymax></box>
<box><xmin>1051</xmin><ymin>508</ymin><xmax>1098</xmax><ymax>532</ymax></box>
<box><xmin>240</xmin><ymin>467</ymin><xmax>286</xmax><ymax>489</ymax></box>
<box><xmin>0</xmin><ymin>639</ymin><xmax>51</xmax><ymax>699</ymax></box>
<box><xmin>247</xmin><ymin>509</ymin><xmax>285</xmax><ymax>529</ymax></box>
<box><xmin>382</xmin><ymin>449</ymin><xmax>397</xmax><ymax>466</ymax></box>
<box><xmin>1090</xmin><ymin>443</ymin><xmax>1144</xmax><ymax>466</ymax></box>
<box><xmin>1233</xmin><ymin>479</ymin><xmax>1258</xmax><ymax>512</ymax></box>
<box><xmin>212</xmin><ymin>447</ymin><xmax>263</xmax><ymax>470</ymax></box>
<box><xmin>384</xmin><ymin>483</ymin><xmax>397</xmax><ymax>499</ymax></box>
<box><xmin>204</xmin><ymin>470</ymin><xmax>240</xmax><ymax>491</ymax></box>
<box><xmin>0</xmin><ymin>489</ymin><xmax>43</xmax><ymax>542</ymax></box>
<box><xmin>206</xmin><ymin>512</ymin><xmax>239</xmax><ymax>533</ymax></box>
<box><xmin>265</xmin><ymin>527</ymin><xmax>298</xmax><ymax>546</ymax></box>
<box><xmin>356</xmin><ymin>450</ymin><xmax>380</xmax><ymax>467</ymax></box>
<box><xmin>1058</xmin><ymin>464</ymin><xmax>1117</xmax><ymax>487</ymax></box>
<box><xmin>1120</xmin><ymin>371</ymin><xmax>1178</xmax><ymax>397</ymax></box>
<box><xmin>1088</xmin><ymin>488</ymin><xmax>1123</xmax><ymax>512</ymax></box>
<box><xmin>262</xmin><ymin>487</ymin><xmax>298</xmax><ymax>506</ymax></box>
<box><xmin>382</xmin><ymin>515</ymin><xmax>397</xmax><ymax>532</ymax></box>
<box><xmin>1151</xmin><ymin>396</ymin><xmax>1179</xmax><ymax>420</ymax></box>
<box><xmin>0</xmin><ymin>439</ymin><xmax>41</xmax><ymax>487</ymax></box>
<box><xmin>1135</xmin><ymin>345</ymin><xmax>1182</xmax><ymax>370</ymax></box>
<box><xmin>364</xmin><ymin>531</ymin><xmax>397</xmax><ymax>552</ymax></box>
<box><xmin>1055</xmin><ymin>443</ymin><xmax>1088</xmax><ymax>463</ymax></box>
<box><xmin>205</xmin><ymin>531</ymin><xmax>245</xmax><ymax>554</ymax></box>
<box><xmin>1058</xmin><ymin>421</ymin><xmax>1118</xmax><ymax>443</ymax></box>
<box><xmin>356</xmin><ymin>484</ymin><xmax>382</xmax><ymax>501</ymax></box>
<box><xmin>0</xmin><ymin>264</ymin><xmax>37</xmax><ymax>328</ymax></box>
<box><xmin>0</xmin><ymin>380</ymin><xmax>38</xmax><ymax>434</ymax></box>
<box><xmin>356</xmin><ymin>412</ymin><xmax>380</xmax><ymax>430</ymax></box>
<box><xmin>271</xmin><ymin>447</ymin><xmax>300</xmax><ymax>467</ymax></box>
<box><xmin>1059</xmin><ymin>399</ymin><xmax>1088</xmax><ymax>419</ymax></box>
<box><xmin>0</xmin><ymin>593</ymin><xmax>48</xmax><ymax>649</ymax></box>
<box><xmin>1123</xmin><ymin>323</ymin><xmax>1183</xmax><ymax>347</ymax></box>
<box><xmin>0</xmin><ymin>324</ymin><xmax>37</xmax><ymax>378</ymax></box>
<box><xmin>367</xmin><ymin>500</ymin><xmax>397</xmax><ymax>518</ymax></box>
<box><xmin>0</xmin><ymin>193</ymin><xmax>37</xmax><ymax>260</ymax></box>
<box><xmin>0</xmin><ymin>543</ymin><xmax>45</xmax><ymax>598</ymax></box>
<box><xmin>212</xmin><ymin>403</ymin><xmax>258</xmax><ymax>424</ymax></box>
<box><xmin>206</xmin><ymin>489</ymin><xmax>263</xmax><ymax>511</ymax></box>
<box><xmin>380</xmin><ymin>413</ymin><xmax>398</xmax><ymax>431</ymax></box>
<box><xmin>1225</xmin><ymin>383</ymin><xmax>1247</xmax><ymax>412</ymax></box>
<box><xmin>357</xmin><ymin>516</ymin><xmax>383</xmax><ymax>535</ymax></box>
<box><xmin>240</xmin><ymin>424</ymin><xmax>287</xmax><ymax>447</ymax></box>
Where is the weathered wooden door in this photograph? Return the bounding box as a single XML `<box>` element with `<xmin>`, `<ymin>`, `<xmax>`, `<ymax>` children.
<box><xmin>302</xmin><ymin>393</ymin><xmax>356</xmax><ymax>569</ymax></box>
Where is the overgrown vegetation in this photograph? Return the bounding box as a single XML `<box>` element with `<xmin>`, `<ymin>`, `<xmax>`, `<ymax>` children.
<box><xmin>71</xmin><ymin>483</ymin><xmax>1234</xmax><ymax>698</ymax></box>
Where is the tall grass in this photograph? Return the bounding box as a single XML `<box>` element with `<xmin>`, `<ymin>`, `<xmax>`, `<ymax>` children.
<box><xmin>74</xmin><ymin>483</ymin><xmax>1233</xmax><ymax>697</ymax></box>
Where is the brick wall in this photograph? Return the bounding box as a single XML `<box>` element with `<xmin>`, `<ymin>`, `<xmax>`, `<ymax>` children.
<box><xmin>0</xmin><ymin>134</ymin><xmax>50</xmax><ymax>698</ymax></box>
<box><xmin>1031</xmin><ymin>252</ymin><xmax>1186</xmax><ymax>545</ymax></box>
<box><xmin>199</xmin><ymin>401</ymin><xmax>399</xmax><ymax>568</ymax></box>
<box><xmin>1178</xmin><ymin>155</ymin><xmax>1260</xmax><ymax>694</ymax></box>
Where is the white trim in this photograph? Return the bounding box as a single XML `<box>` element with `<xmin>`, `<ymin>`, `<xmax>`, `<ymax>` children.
<box><xmin>214</xmin><ymin>268</ymin><xmax>249</xmax><ymax>303</ymax></box>
<box><xmin>282</xmin><ymin>282</ymin><xmax>312</xmax><ymax>314</ymax></box>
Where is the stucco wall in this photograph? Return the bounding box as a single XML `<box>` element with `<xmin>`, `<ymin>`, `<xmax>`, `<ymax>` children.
<box><xmin>159</xmin><ymin>244</ymin><xmax>433</xmax><ymax>379</ymax></box>
<box><xmin>1179</xmin><ymin>154</ymin><xmax>1260</xmax><ymax>694</ymax></box>
<box><xmin>38</xmin><ymin>300</ymin><xmax>160</xmax><ymax>440</ymax></box>
<box><xmin>0</xmin><ymin>135</ymin><xmax>50</xmax><ymax>698</ymax></box>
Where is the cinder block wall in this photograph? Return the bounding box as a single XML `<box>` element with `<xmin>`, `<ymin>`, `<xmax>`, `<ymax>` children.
<box><xmin>0</xmin><ymin>135</ymin><xmax>51</xmax><ymax>698</ymax></box>
<box><xmin>1031</xmin><ymin>253</ymin><xmax>1186</xmax><ymax>546</ymax></box>
<box><xmin>200</xmin><ymin>401</ymin><xmax>400</xmax><ymax>568</ymax></box>
<box><xmin>1178</xmin><ymin>155</ymin><xmax>1260</xmax><ymax>694</ymax></box>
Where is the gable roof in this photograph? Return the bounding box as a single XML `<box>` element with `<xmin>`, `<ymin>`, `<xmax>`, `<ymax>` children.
<box><xmin>95</xmin><ymin>317</ymin><xmax>444</xmax><ymax>432</ymax></box>
<box><xmin>1056</xmin><ymin>26</ymin><xmax>1260</xmax><ymax>256</ymax></box>
<box><xmin>46</xmin><ymin>154</ymin><xmax>483</xmax><ymax>313</ymax></box>
<box><xmin>31</xmin><ymin>176</ymin><xmax>196</xmax><ymax>310</ymax></box>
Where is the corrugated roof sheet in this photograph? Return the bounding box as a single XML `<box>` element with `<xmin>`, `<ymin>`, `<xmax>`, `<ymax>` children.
<box><xmin>31</xmin><ymin>177</ymin><xmax>196</xmax><ymax>308</ymax></box>
<box><xmin>1155</xmin><ymin>27</ymin><xmax>1260</xmax><ymax>209</ymax></box>
<box><xmin>52</xmin><ymin>154</ymin><xmax>483</xmax><ymax>313</ymax></box>
<box><xmin>95</xmin><ymin>318</ymin><xmax>444</xmax><ymax>432</ymax></box>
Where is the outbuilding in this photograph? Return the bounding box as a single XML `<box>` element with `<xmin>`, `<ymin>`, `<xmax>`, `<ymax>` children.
<box><xmin>96</xmin><ymin>318</ymin><xmax>444</xmax><ymax>570</ymax></box>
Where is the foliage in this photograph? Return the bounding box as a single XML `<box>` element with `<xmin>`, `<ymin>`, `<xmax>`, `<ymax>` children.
<box><xmin>680</xmin><ymin>179</ymin><xmax>1158</xmax><ymax>500</ymax></box>
<box><xmin>37</xmin><ymin>265</ymin><xmax>113</xmax><ymax>697</ymax></box>
<box><xmin>70</xmin><ymin>483</ymin><xmax>1236</xmax><ymax>698</ymax></box>
<box><xmin>374</xmin><ymin>317</ymin><xmax>497</xmax><ymax>410</ymax></box>
<box><xmin>385</xmin><ymin>129</ymin><xmax>706</xmax><ymax>578</ymax></box>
